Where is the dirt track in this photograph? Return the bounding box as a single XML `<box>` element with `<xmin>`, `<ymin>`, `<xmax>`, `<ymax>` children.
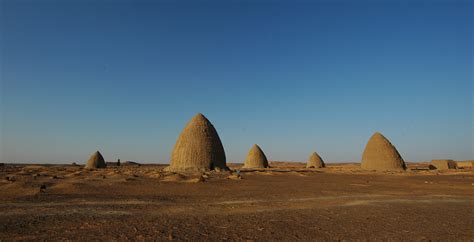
<box><xmin>1</xmin><ymin>163</ymin><xmax>473</xmax><ymax>240</ymax></box>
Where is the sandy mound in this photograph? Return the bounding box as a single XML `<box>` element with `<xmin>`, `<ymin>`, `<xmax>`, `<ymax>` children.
<box><xmin>259</xmin><ymin>171</ymin><xmax>275</xmax><ymax>176</ymax></box>
<box><xmin>164</xmin><ymin>113</ymin><xmax>229</xmax><ymax>172</ymax></box>
<box><xmin>243</xmin><ymin>144</ymin><xmax>269</xmax><ymax>168</ymax></box>
<box><xmin>184</xmin><ymin>176</ymin><xmax>205</xmax><ymax>183</ymax></box>
<box><xmin>161</xmin><ymin>173</ymin><xmax>187</xmax><ymax>182</ymax></box>
<box><xmin>85</xmin><ymin>151</ymin><xmax>107</xmax><ymax>169</ymax></box>
<box><xmin>306</xmin><ymin>152</ymin><xmax>325</xmax><ymax>168</ymax></box>
<box><xmin>227</xmin><ymin>173</ymin><xmax>242</xmax><ymax>180</ymax></box>
<box><xmin>160</xmin><ymin>173</ymin><xmax>205</xmax><ymax>183</ymax></box>
<box><xmin>361</xmin><ymin>132</ymin><xmax>406</xmax><ymax>171</ymax></box>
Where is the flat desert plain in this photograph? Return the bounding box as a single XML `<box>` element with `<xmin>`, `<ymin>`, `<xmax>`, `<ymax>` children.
<box><xmin>0</xmin><ymin>162</ymin><xmax>473</xmax><ymax>241</ymax></box>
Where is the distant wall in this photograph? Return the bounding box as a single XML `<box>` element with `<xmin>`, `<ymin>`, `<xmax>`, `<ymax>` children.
<box><xmin>431</xmin><ymin>160</ymin><xmax>457</xmax><ymax>170</ymax></box>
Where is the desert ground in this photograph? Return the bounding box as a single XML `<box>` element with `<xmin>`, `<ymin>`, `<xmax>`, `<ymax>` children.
<box><xmin>0</xmin><ymin>162</ymin><xmax>473</xmax><ymax>241</ymax></box>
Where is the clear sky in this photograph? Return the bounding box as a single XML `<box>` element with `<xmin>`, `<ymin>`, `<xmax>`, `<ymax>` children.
<box><xmin>1</xmin><ymin>0</ymin><xmax>473</xmax><ymax>164</ymax></box>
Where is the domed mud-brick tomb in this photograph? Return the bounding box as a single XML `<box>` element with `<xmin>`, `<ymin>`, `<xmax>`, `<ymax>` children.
<box><xmin>243</xmin><ymin>144</ymin><xmax>269</xmax><ymax>168</ymax></box>
<box><xmin>164</xmin><ymin>113</ymin><xmax>229</xmax><ymax>172</ymax></box>
<box><xmin>85</xmin><ymin>151</ymin><xmax>107</xmax><ymax>169</ymax></box>
<box><xmin>306</xmin><ymin>152</ymin><xmax>325</xmax><ymax>168</ymax></box>
<box><xmin>361</xmin><ymin>132</ymin><xmax>406</xmax><ymax>171</ymax></box>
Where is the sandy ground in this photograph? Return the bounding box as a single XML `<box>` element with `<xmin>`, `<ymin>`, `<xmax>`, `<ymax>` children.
<box><xmin>0</xmin><ymin>162</ymin><xmax>473</xmax><ymax>241</ymax></box>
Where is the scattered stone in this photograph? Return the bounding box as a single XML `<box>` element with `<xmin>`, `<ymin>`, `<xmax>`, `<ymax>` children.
<box><xmin>228</xmin><ymin>173</ymin><xmax>242</xmax><ymax>180</ymax></box>
<box><xmin>186</xmin><ymin>176</ymin><xmax>206</xmax><ymax>183</ymax></box>
<box><xmin>5</xmin><ymin>175</ymin><xmax>16</xmax><ymax>182</ymax></box>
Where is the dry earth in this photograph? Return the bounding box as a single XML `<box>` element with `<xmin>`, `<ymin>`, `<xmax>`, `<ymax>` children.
<box><xmin>0</xmin><ymin>162</ymin><xmax>473</xmax><ymax>241</ymax></box>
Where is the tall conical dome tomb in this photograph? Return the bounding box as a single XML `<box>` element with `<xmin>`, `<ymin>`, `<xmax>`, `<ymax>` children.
<box><xmin>165</xmin><ymin>113</ymin><xmax>228</xmax><ymax>172</ymax></box>
<box><xmin>306</xmin><ymin>152</ymin><xmax>325</xmax><ymax>168</ymax></box>
<box><xmin>361</xmin><ymin>132</ymin><xmax>406</xmax><ymax>171</ymax></box>
<box><xmin>243</xmin><ymin>144</ymin><xmax>269</xmax><ymax>168</ymax></box>
<box><xmin>85</xmin><ymin>151</ymin><xmax>107</xmax><ymax>169</ymax></box>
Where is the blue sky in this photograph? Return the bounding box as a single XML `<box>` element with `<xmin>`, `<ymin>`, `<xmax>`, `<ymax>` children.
<box><xmin>1</xmin><ymin>0</ymin><xmax>472</xmax><ymax>164</ymax></box>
